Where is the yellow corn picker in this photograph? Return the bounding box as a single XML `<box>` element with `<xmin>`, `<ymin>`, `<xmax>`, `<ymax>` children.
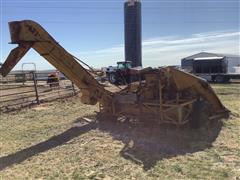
<box><xmin>0</xmin><ymin>20</ymin><xmax>229</xmax><ymax>127</ymax></box>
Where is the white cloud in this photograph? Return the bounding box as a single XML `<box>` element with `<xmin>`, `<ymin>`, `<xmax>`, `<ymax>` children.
<box><xmin>141</xmin><ymin>31</ymin><xmax>240</xmax><ymax>48</ymax></box>
<box><xmin>77</xmin><ymin>30</ymin><xmax>239</xmax><ymax>68</ymax></box>
<box><xmin>8</xmin><ymin>30</ymin><xmax>240</xmax><ymax>70</ymax></box>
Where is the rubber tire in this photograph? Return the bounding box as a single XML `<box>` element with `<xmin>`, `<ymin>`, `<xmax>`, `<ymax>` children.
<box><xmin>211</xmin><ymin>76</ymin><xmax>216</xmax><ymax>82</ymax></box>
<box><xmin>215</xmin><ymin>75</ymin><xmax>229</xmax><ymax>83</ymax></box>
<box><xmin>108</xmin><ymin>73</ymin><xmax>117</xmax><ymax>84</ymax></box>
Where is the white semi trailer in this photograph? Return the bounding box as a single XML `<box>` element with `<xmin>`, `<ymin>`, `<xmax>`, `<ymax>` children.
<box><xmin>181</xmin><ymin>52</ymin><xmax>240</xmax><ymax>83</ymax></box>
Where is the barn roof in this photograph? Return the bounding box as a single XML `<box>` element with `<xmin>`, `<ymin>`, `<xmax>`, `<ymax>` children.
<box><xmin>182</xmin><ymin>52</ymin><xmax>240</xmax><ymax>60</ymax></box>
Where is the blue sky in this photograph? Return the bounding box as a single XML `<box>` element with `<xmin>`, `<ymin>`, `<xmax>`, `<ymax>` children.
<box><xmin>0</xmin><ymin>0</ymin><xmax>239</xmax><ymax>70</ymax></box>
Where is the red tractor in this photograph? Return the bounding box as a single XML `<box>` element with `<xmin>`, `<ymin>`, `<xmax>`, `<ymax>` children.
<box><xmin>106</xmin><ymin>61</ymin><xmax>140</xmax><ymax>85</ymax></box>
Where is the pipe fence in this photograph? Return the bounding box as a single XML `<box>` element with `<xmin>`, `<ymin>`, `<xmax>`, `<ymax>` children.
<box><xmin>0</xmin><ymin>71</ymin><xmax>79</xmax><ymax>112</ymax></box>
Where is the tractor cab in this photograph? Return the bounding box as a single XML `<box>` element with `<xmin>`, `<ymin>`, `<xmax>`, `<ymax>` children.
<box><xmin>117</xmin><ymin>61</ymin><xmax>132</xmax><ymax>70</ymax></box>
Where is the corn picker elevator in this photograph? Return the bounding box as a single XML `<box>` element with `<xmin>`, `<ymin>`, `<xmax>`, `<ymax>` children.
<box><xmin>0</xmin><ymin>20</ymin><xmax>229</xmax><ymax>127</ymax></box>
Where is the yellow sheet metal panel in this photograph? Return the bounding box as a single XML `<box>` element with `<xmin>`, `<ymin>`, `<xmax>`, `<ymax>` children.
<box><xmin>0</xmin><ymin>43</ymin><xmax>32</xmax><ymax>77</ymax></box>
<box><xmin>1</xmin><ymin>20</ymin><xmax>112</xmax><ymax>105</ymax></box>
<box><xmin>169</xmin><ymin>67</ymin><xmax>226</xmax><ymax>113</ymax></box>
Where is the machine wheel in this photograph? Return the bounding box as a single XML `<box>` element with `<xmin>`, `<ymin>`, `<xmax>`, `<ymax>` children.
<box><xmin>108</xmin><ymin>73</ymin><xmax>117</xmax><ymax>84</ymax></box>
<box><xmin>215</xmin><ymin>75</ymin><xmax>229</xmax><ymax>83</ymax></box>
<box><xmin>190</xmin><ymin>100</ymin><xmax>202</xmax><ymax>129</ymax></box>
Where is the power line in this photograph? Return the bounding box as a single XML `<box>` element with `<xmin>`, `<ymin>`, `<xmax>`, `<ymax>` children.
<box><xmin>2</xmin><ymin>11</ymin><xmax>238</xmax><ymax>14</ymax></box>
<box><xmin>2</xmin><ymin>5</ymin><xmax>239</xmax><ymax>9</ymax></box>
<box><xmin>0</xmin><ymin>0</ymin><xmax>3</xmax><ymax>64</ymax></box>
<box><xmin>2</xmin><ymin>0</ymin><xmax>238</xmax><ymax>4</ymax></box>
<box><xmin>1</xmin><ymin>20</ymin><xmax>238</xmax><ymax>24</ymax></box>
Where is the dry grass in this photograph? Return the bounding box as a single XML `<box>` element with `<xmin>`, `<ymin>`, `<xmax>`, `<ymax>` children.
<box><xmin>0</xmin><ymin>84</ymin><xmax>239</xmax><ymax>179</ymax></box>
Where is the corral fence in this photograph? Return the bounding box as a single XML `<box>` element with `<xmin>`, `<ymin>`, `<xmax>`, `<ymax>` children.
<box><xmin>0</xmin><ymin>71</ymin><xmax>79</xmax><ymax>112</ymax></box>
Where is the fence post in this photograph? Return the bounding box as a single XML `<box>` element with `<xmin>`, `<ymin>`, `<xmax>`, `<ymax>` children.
<box><xmin>32</xmin><ymin>72</ymin><xmax>40</xmax><ymax>105</ymax></box>
<box><xmin>72</xmin><ymin>81</ymin><xmax>76</xmax><ymax>96</ymax></box>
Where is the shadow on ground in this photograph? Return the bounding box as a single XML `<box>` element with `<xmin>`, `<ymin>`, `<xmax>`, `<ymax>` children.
<box><xmin>0</xmin><ymin>115</ymin><xmax>223</xmax><ymax>171</ymax></box>
<box><xmin>0</xmin><ymin>121</ymin><xmax>97</xmax><ymax>171</ymax></box>
<box><xmin>96</xmin><ymin>117</ymin><xmax>223</xmax><ymax>170</ymax></box>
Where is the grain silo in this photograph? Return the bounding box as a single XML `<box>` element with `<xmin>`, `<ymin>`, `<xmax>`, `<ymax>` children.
<box><xmin>124</xmin><ymin>0</ymin><xmax>142</xmax><ymax>67</ymax></box>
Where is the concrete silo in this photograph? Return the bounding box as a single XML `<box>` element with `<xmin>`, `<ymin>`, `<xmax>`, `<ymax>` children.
<box><xmin>124</xmin><ymin>0</ymin><xmax>142</xmax><ymax>67</ymax></box>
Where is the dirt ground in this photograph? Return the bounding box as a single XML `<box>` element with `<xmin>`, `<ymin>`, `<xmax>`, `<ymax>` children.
<box><xmin>0</xmin><ymin>83</ymin><xmax>239</xmax><ymax>179</ymax></box>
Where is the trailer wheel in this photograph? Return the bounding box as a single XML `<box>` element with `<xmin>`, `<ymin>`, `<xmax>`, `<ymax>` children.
<box><xmin>215</xmin><ymin>75</ymin><xmax>224</xmax><ymax>83</ymax></box>
<box><xmin>211</xmin><ymin>76</ymin><xmax>216</xmax><ymax>82</ymax></box>
<box><xmin>224</xmin><ymin>77</ymin><xmax>230</xmax><ymax>83</ymax></box>
<box><xmin>215</xmin><ymin>75</ymin><xmax>230</xmax><ymax>83</ymax></box>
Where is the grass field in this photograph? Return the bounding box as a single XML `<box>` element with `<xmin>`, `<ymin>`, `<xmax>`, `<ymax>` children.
<box><xmin>0</xmin><ymin>84</ymin><xmax>239</xmax><ymax>179</ymax></box>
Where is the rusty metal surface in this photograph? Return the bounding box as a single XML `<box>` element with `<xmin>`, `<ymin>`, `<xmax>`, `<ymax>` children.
<box><xmin>0</xmin><ymin>20</ymin><xmax>229</xmax><ymax>126</ymax></box>
<box><xmin>0</xmin><ymin>43</ymin><xmax>32</xmax><ymax>77</ymax></box>
<box><xmin>1</xmin><ymin>20</ymin><xmax>113</xmax><ymax>106</ymax></box>
<box><xmin>168</xmin><ymin>67</ymin><xmax>225</xmax><ymax>112</ymax></box>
